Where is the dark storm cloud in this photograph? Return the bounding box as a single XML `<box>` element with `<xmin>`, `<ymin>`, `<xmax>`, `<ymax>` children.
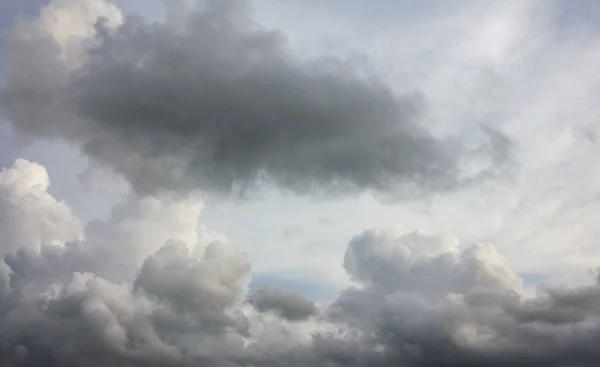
<box><xmin>247</xmin><ymin>285</ymin><xmax>317</xmax><ymax>321</ymax></box>
<box><xmin>1</xmin><ymin>0</ymin><xmax>510</xmax><ymax>198</ymax></box>
<box><xmin>73</xmin><ymin>0</ymin><xmax>456</xmax><ymax>196</ymax></box>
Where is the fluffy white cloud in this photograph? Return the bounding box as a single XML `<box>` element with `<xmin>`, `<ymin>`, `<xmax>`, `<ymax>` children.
<box><xmin>85</xmin><ymin>194</ymin><xmax>208</xmax><ymax>273</ymax></box>
<box><xmin>0</xmin><ymin>159</ymin><xmax>82</xmax><ymax>254</ymax></box>
<box><xmin>344</xmin><ymin>226</ymin><xmax>522</xmax><ymax>295</ymax></box>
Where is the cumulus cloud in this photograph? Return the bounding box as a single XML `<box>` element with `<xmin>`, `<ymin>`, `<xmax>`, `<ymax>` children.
<box><xmin>328</xmin><ymin>227</ymin><xmax>600</xmax><ymax>367</ymax></box>
<box><xmin>2</xmin><ymin>158</ymin><xmax>600</xmax><ymax>366</ymax></box>
<box><xmin>1</xmin><ymin>0</ymin><xmax>510</xmax><ymax>198</ymax></box>
<box><xmin>0</xmin><ymin>158</ymin><xmax>83</xmax><ymax>254</ymax></box>
<box><xmin>134</xmin><ymin>240</ymin><xmax>251</xmax><ymax>321</ymax></box>
<box><xmin>343</xmin><ymin>227</ymin><xmax>522</xmax><ymax>295</ymax></box>
<box><xmin>85</xmin><ymin>193</ymin><xmax>207</xmax><ymax>275</ymax></box>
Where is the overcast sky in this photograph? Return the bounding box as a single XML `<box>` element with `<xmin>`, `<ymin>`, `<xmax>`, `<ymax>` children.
<box><xmin>2</xmin><ymin>1</ymin><xmax>600</xmax><ymax>366</ymax></box>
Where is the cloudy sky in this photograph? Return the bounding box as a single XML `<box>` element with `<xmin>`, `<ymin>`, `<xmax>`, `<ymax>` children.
<box><xmin>1</xmin><ymin>0</ymin><xmax>600</xmax><ymax>366</ymax></box>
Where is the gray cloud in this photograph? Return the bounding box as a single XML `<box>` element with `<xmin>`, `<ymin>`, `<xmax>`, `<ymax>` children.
<box><xmin>1</xmin><ymin>0</ymin><xmax>510</xmax><ymax>199</ymax></box>
<box><xmin>134</xmin><ymin>239</ymin><xmax>252</xmax><ymax>333</ymax></box>
<box><xmin>247</xmin><ymin>285</ymin><xmax>317</xmax><ymax>321</ymax></box>
<box><xmin>2</xmin><ymin>158</ymin><xmax>600</xmax><ymax>366</ymax></box>
<box><xmin>506</xmin><ymin>282</ymin><xmax>600</xmax><ymax>325</ymax></box>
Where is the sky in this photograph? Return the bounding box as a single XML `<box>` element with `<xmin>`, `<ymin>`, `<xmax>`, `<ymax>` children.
<box><xmin>1</xmin><ymin>0</ymin><xmax>600</xmax><ymax>366</ymax></box>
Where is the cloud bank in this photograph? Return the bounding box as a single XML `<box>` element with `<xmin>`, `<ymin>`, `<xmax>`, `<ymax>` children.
<box><xmin>1</xmin><ymin>0</ymin><xmax>509</xmax><ymax>198</ymax></box>
<box><xmin>0</xmin><ymin>158</ymin><xmax>600</xmax><ymax>367</ymax></box>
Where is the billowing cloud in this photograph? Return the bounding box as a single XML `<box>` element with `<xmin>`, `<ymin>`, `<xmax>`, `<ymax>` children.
<box><xmin>328</xmin><ymin>227</ymin><xmax>600</xmax><ymax>367</ymax></box>
<box><xmin>1</xmin><ymin>0</ymin><xmax>509</xmax><ymax>198</ymax></box>
<box><xmin>0</xmin><ymin>158</ymin><xmax>83</xmax><ymax>254</ymax></box>
<box><xmin>134</xmin><ymin>240</ymin><xmax>251</xmax><ymax>321</ymax></box>
<box><xmin>343</xmin><ymin>227</ymin><xmax>522</xmax><ymax>294</ymax></box>
<box><xmin>85</xmin><ymin>193</ymin><xmax>207</xmax><ymax>275</ymax></box>
<box><xmin>2</xmin><ymin>158</ymin><xmax>600</xmax><ymax>366</ymax></box>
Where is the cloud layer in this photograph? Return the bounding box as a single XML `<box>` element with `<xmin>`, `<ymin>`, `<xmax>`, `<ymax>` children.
<box><xmin>2</xmin><ymin>1</ymin><xmax>600</xmax><ymax>367</ymax></box>
<box><xmin>1</xmin><ymin>0</ymin><xmax>509</xmax><ymax>198</ymax></box>
<box><xmin>1</xmin><ymin>158</ymin><xmax>600</xmax><ymax>367</ymax></box>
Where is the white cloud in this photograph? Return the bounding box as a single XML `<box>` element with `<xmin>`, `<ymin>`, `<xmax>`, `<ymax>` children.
<box><xmin>344</xmin><ymin>226</ymin><xmax>522</xmax><ymax>295</ymax></box>
<box><xmin>0</xmin><ymin>158</ymin><xmax>82</xmax><ymax>254</ymax></box>
<box><xmin>86</xmin><ymin>193</ymin><xmax>208</xmax><ymax>270</ymax></box>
